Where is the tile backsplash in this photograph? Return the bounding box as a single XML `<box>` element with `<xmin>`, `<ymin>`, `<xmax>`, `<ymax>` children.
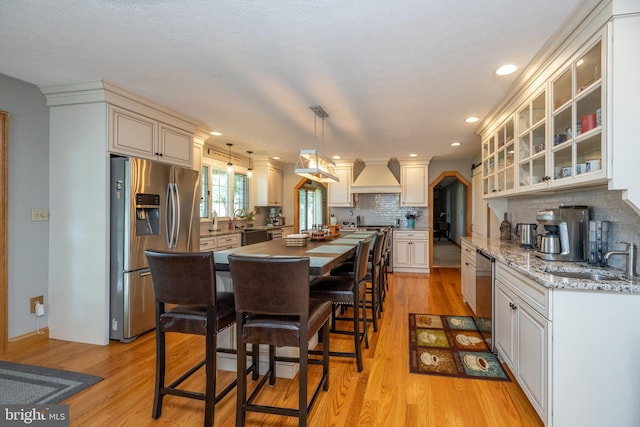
<box><xmin>507</xmin><ymin>187</ymin><xmax>640</xmax><ymax>271</ymax></box>
<box><xmin>330</xmin><ymin>193</ymin><xmax>428</xmax><ymax>228</ymax></box>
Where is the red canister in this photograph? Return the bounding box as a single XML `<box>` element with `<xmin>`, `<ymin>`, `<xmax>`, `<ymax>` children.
<box><xmin>581</xmin><ymin>114</ymin><xmax>597</xmax><ymax>133</ymax></box>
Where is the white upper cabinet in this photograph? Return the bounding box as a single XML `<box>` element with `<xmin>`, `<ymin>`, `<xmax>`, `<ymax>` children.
<box><xmin>328</xmin><ymin>165</ymin><xmax>353</xmax><ymax>207</ymax></box>
<box><xmin>401</xmin><ymin>162</ymin><xmax>429</xmax><ymax>207</ymax></box>
<box><xmin>109</xmin><ymin>106</ymin><xmax>192</xmax><ymax>167</ymax></box>
<box><xmin>250</xmin><ymin>159</ymin><xmax>283</xmax><ymax>207</ymax></box>
<box><xmin>481</xmin><ymin>31</ymin><xmax>607</xmax><ymax>199</ymax></box>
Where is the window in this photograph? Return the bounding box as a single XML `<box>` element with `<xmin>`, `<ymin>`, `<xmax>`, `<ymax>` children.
<box><xmin>200</xmin><ymin>157</ymin><xmax>249</xmax><ymax>219</ymax></box>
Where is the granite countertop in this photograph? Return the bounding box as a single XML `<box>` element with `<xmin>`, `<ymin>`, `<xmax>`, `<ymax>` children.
<box><xmin>200</xmin><ymin>225</ymin><xmax>290</xmax><ymax>238</ymax></box>
<box><xmin>462</xmin><ymin>236</ymin><xmax>640</xmax><ymax>293</ymax></box>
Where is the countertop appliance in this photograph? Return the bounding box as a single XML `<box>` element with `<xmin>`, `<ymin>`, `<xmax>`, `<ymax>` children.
<box><xmin>514</xmin><ymin>223</ymin><xmax>537</xmax><ymax>247</ymax></box>
<box><xmin>110</xmin><ymin>156</ymin><xmax>200</xmax><ymax>342</ymax></box>
<box><xmin>476</xmin><ymin>249</ymin><xmax>495</xmax><ymax>353</ymax></box>
<box><xmin>535</xmin><ymin>205</ymin><xmax>589</xmax><ymax>261</ymax></box>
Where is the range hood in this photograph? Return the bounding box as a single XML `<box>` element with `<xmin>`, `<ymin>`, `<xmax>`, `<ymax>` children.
<box><xmin>351</xmin><ymin>158</ymin><xmax>401</xmax><ymax>193</ymax></box>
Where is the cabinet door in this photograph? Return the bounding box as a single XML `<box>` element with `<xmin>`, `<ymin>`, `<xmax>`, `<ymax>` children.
<box><xmin>461</xmin><ymin>256</ymin><xmax>477</xmax><ymax>314</ymax></box>
<box><xmin>110</xmin><ymin>106</ymin><xmax>157</xmax><ymax>158</ymax></box>
<box><xmin>267</xmin><ymin>166</ymin><xmax>283</xmax><ymax>206</ymax></box>
<box><xmin>158</xmin><ymin>123</ymin><xmax>192</xmax><ymax>167</ymax></box>
<box><xmin>328</xmin><ymin>167</ymin><xmax>353</xmax><ymax>206</ymax></box>
<box><xmin>516</xmin><ymin>302</ymin><xmax>549</xmax><ymax>420</ymax></box>
<box><xmin>495</xmin><ymin>280</ymin><xmax>516</xmax><ymax>369</ymax></box>
<box><xmin>401</xmin><ymin>164</ymin><xmax>428</xmax><ymax>206</ymax></box>
<box><xmin>392</xmin><ymin>239</ymin><xmax>411</xmax><ymax>268</ymax></box>
<box><xmin>471</xmin><ymin>167</ymin><xmax>488</xmax><ymax>238</ymax></box>
<box><xmin>410</xmin><ymin>240</ymin><xmax>429</xmax><ymax>268</ymax></box>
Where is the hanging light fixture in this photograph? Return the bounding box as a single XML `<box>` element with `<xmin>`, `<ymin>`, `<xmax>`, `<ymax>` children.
<box><xmin>226</xmin><ymin>143</ymin><xmax>233</xmax><ymax>173</ymax></box>
<box><xmin>294</xmin><ymin>105</ymin><xmax>339</xmax><ymax>183</ymax></box>
<box><xmin>246</xmin><ymin>150</ymin><xmax>253</xmax><ymax>178</ymax></box>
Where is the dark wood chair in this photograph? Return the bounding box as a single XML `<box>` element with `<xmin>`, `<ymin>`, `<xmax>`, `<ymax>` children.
<box><xmin>330</xmin><ymin>232</ymin><xmax>385</xmax><ymax>331</ymax></box>
<box><xmin>145</xmin><ymin>250</ymin><xmax>257</xmax><ymax>427</ymax></box>
<box><xmin>229</xmin><ymin>255</ymin><xmax>332</xmax><ymax>427</ymax></box>
<box><xmin>309</xmin><ymin>237</ymin><xmax>373</xmax><ymax>372</ymax></box>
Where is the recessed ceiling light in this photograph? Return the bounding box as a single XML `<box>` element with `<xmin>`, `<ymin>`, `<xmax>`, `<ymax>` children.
<box><xmin>272</xmin><ymin>156</ymin><xmax>281</xmax><ymax>160</ymax></box>
<box><xmin>450</xmin><ymin>142</ymin><xmax>462</xmax><ymax>147</ymax></box>
<box><xmin>409</xmin><ymin>153</ymin><xmax>418</xmax><ymax>158</ymax></box>
<box><xmin>210</xmin><ymin>131</ymin><xmax>223</xmax><ymax>136</ymax></box>
<box><xmin>496</xmin><ymin>64</ymin><xmax>518</xmax><ymax>76</ymax></box>
<box><xmin>465</xmin><ymin>116</ymin><xmax>479</xmax><ymax>123</ymax></box>
<box><xmin>332</xmin><ymin>155</ymin><xmax>341</xmax><ymax>160</ymax></box>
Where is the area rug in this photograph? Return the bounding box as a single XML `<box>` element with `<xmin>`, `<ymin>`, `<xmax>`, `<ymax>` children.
<box><xmin>408</xmin><ymin>314</ymin><xmax>510</xmax><ymax>381</ymax></box>
<box><xmin>0</xmin><ymin>361</ymin><xmax>102</xmax><ymax>404</ymax></box>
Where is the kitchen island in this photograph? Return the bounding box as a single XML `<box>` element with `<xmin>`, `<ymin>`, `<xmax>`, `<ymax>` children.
<box><xmin>462</xmin><ymin>236</ymin><xmax>640</xmax><ymax>427</ymax></box>
<box><xmin>214</xmin><ymin>230</ymin><xmax>376</xmax><ymax>276</ymax></box>
<box><xmin>211</xmin><ymin>230</ymin><xmax>377</xmax><ymax>378</ymax></box>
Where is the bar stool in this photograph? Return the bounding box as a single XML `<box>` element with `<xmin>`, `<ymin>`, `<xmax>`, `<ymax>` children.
<box><xmin>309</xmin><ymin>237</ymin><xmax>372</xmax><ymax>372</ymax></box>
<box><xmin>145</xmin><ymin>250</ymin><xmax>257</xmax><ymax>427</ymax></box>
<box><xmin>229</xmin><ymin>255</ymin><xmax>332</xmax><ymax>427</ymax></box>
<box><xmin>330</xmin><ymin>232</ymin><xmax>384</xmax><ymax>331</ymax></box>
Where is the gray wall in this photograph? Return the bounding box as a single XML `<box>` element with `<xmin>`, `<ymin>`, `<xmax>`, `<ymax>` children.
<box><xmin>0</xmin><ymin>74</ymin><xmax>50</xmax><ymax>337</ymax></box>
<box><xmin>507</xmin><ymin>187</ymin><xmax>640</xmax><ymax>271</ymax></box>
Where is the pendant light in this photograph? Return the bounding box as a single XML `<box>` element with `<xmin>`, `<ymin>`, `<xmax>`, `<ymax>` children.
<box><xmin>294</xmin><ymin>105</ymin><xmax>339</xmax><ymax>183</ymax></box>
<box><xmin>246</xmin><ymin>150</ymin><xmax>253</xmax><ymax>178</ymax></box>
<box><xmin>226</xmin><ymin>143</ymin><xmax>233</xmax><ymax>173</ymax></box>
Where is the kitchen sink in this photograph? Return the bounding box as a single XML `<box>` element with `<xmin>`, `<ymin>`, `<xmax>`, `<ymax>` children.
<box><xmin>544</xmin><ymin>269</ymin><xmax>625</xmax><ymax>281</ymax></box>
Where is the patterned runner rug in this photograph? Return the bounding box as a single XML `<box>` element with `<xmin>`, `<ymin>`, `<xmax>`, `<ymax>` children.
<box><xmin>408</xmin><ymin>314</ymin><xmax>510</xmax><ymax>381</ymax></box>
<box><xmin>0</xmin><ymin>361</ymin><xmax>102</xmax><ymax>404</ymax></box>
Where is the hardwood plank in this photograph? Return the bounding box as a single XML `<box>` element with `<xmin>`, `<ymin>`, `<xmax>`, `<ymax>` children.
<box><xmin>2</xmin><ymin>269</ymin><xmax>543</xmax><ymax>426</ymax></box>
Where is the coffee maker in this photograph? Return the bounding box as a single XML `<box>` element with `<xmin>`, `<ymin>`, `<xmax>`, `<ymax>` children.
<box><xmin>535</xmin><ymin>205</ymin><xmax>589</xmax><ymax>261</ymax></box>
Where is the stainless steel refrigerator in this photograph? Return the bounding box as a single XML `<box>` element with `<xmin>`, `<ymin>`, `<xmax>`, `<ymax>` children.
<box><xmin>109</xmin><ymin>156</ymin><xmax>200</xmax><ymax>342</ymax></box>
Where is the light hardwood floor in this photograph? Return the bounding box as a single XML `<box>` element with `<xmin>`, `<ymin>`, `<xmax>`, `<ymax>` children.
<box><xmin>2</xmin><ymin>269</ymin><xmax>543</xmax><ymax>426</ymax></box>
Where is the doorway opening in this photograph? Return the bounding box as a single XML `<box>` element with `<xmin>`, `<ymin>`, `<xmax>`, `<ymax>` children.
<box><xmin>429</xmin><ymin>171</ymin><xmax>471</xmax><ymax>268</ymax></box>
<box><xmin>293</xmin><ymin>178</ymin><xmax>327</xmax><ymax>234</ymax></box>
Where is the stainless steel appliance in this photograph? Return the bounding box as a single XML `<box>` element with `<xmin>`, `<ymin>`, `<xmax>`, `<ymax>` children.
<box><xmin>110</xmin><ymin>156</ymin><xmax>200</xmax><ymax>342</ymax></box>
<box><xmin>241</xmin><ymin>229</ymin><xmax>270</xmax><ymax>245</ymax></box>
<box><xmin>476</xmin><ymin>250</ymin><xmax>495</xmax><ymax>353</ymax></box>
<box><xmin>535</xmin><ymin>205</ymin><xmax>589</xmax><ymax>261</ymax></box>
<box><xmin>514</xmin><ymin>223</ymin><xmax>537</xmax><ymax>247</ymax></box>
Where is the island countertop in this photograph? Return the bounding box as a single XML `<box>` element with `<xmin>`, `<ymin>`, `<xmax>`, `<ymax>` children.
<box><xmin>214</xmin><ymin>230</ymin><xmax>377</xmax><ymax>276</ymax></box>
<box><xmin>462</xmin><ymin>236</ymin><xmax>640</xmax><ymax>293</ymax></box>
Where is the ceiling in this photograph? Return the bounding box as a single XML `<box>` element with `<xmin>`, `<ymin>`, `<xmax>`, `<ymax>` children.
<box><xmin>0</xmin><ymin>0</ymin><xmax>584</xmax><ymax>164</ymax></box>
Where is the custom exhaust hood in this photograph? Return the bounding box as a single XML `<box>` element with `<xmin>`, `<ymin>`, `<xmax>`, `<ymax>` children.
<box><xmin>351</xmin><ymin>158</ymin><xmax>401</xmax><ymax>193</ymax></box>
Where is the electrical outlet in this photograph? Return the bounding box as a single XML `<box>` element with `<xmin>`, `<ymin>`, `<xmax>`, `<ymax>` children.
<box><xmin>30</xmin><ymin>296</ymin><xmax>44</xmax><ymax>314</ymax></box>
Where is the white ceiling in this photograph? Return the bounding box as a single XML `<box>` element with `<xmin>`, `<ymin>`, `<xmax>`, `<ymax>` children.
<box><xmin>0</xmin><ymin>0</ymin><xmax>584</xmax><ymax>164</ymax></box>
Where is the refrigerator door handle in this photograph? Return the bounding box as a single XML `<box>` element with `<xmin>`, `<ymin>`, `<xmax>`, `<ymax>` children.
<box><xmin>165</xmin><ymin>182</ymin><xmax>173</xmax><ymax>247</ymax></box>
<box><xmin>173</xmin><ymin>183</ymin><xmax>181</xmax><ymax>247</ymax></box>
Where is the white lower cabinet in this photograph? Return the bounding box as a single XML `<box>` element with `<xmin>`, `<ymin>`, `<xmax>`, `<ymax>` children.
<box><xmin>200</xmin><ymin>233</ymin><xmax>241</xmax><ymax>252</ymax></box>
<box><xmin>495</xmin><ymin>262</ymin><xmax>549</xmax><ymax>425</ymax></box>
<box><xmin>393</xmin><ymin>230</ymin><xmax>428</xmax><ymax>273</ymax></box>
<box><xmin>460</xmin><ymin>240</ymin><xmax>477</xmax><ymax>314</ymax></box>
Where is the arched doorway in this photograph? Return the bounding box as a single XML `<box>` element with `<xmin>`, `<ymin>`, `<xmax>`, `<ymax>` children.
<box><xmin>429</xmin><ymin>171</ymin><xmax>471</xmax><ymax>268</ymax></box>
<box><xmin>293</xmin><ymin>178</ymin><xmax>328</xmax><ymax>234</ymax></box>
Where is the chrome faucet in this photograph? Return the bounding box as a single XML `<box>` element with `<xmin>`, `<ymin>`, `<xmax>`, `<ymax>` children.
<box><xmin>604</xmin><ymin>242</ymin><xmax>637</xmax><ymax>280</ymax></box>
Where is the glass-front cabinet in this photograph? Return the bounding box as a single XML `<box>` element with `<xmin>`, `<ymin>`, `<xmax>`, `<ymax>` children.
<box><xmin>517</xmin><ymin>90</ymin><xmax>547</xmax><ymax>191</ymax></box>
<box><xmin>482</xmin><ymin>35</ymin><xmax>606</xmax><ymax>199</ymax></box>
<box><xmin>482</xmin><ymin>117</ymin><xmax>515</xmax><ymax>196</ymax></box>
<box><xmin>550</xmin><ymin>39</ymin><xmax>604</xmax><ymax>185</ymax></box>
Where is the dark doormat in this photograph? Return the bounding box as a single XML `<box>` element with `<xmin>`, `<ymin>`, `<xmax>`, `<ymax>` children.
<box><xmin>408</xmin><ymin>314</ymin><xmax>510</xmax><ymax>381</ymax></box>
<box><xmin>0</xmin><ymin>361</ymin><xmax>103</xmax><ymax>404</ymax></box>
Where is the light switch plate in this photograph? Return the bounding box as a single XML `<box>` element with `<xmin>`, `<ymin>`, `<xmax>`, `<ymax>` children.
<box><xmin>31</xmin><ymin>208</ymin><xmax>49</xmax><ymax>222</ymax></box>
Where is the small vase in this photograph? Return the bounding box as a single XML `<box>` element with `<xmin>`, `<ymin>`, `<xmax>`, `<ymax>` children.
<box><xmin>407</xmin><ymin>218</ymin><xmax>415</xmax><ymax>229</ymax></box>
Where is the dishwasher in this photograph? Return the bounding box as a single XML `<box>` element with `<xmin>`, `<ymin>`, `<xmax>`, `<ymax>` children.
<box><xmin>476</xmin><ymin>249</ymin><xmax>496</xmax><ymax>353</ymax></box>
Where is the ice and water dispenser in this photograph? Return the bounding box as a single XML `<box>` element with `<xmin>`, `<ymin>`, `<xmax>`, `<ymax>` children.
<box><xmin>135</xmin><ymin>193</ymin><xmax>160</xmax><ymax>236</ymax></box>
